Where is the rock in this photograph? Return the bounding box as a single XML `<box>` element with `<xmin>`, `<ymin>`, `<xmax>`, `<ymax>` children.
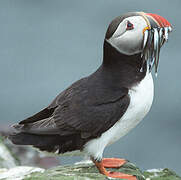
<box><xmin>3</xmin><ymin>140</ymin><xmax>59</xmax><ymax>169</ymax></box>
<box><xmin>0</xmin><ymin>161</ymin><xmax>179</xmax><ymax>180</ymax></box>
<box><xmin>26</xmin><ymin>162</ymin><xmax>145</xmax><ymax>180</ymax></box>
<box><xmin>144</xmin><ymin>168</ymin><xmax>181</xmax><ymax>180</ymax></box>
<box><xmin>0</xmin><ymin>134</ymin><xmax>59</xmax><ymax>169</ymax></box>
<box><xmin>0</xmin><ymin>135</ymin><xmax>180</xmax><ymax>180</ymax></box>
<box><xmin>0</xmin><ymin>136</ymin><xmax>19</xmax><ymax>168</ymax></box>
<box><xmin>0</xmin><ymin>166</ymin><xmax>44</xmax><ymax>180</ymax></box>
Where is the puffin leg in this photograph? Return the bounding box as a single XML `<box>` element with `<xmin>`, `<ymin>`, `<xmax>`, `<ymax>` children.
<box><xmin>102</xmin><ymin>158</ymin><xmax>127</xmax><ymax>168</ymax></box>
<box><xmin>92</xmin><ymin>158</ymin><xmax>137</xmax><ymax>180</ymax></box>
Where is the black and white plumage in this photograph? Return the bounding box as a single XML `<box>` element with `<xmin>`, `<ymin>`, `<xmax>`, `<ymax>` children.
<box><xmin>9</xmin><ymin>11</ymin><xmax>172</xmax><ymax>179</ymax></box>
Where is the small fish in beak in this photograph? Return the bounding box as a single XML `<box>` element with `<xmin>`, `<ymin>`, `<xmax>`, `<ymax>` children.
<box><xmin>141</xmin><ymin>13</ymin><xmax>172</xmax><ymax>75</ymax></box>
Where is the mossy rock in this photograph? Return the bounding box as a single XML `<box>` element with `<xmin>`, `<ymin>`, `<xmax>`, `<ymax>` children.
<box><xmin>0</xmin><ymin>141</ymin><xmax>180</xmax><ymax>180</ymax></box>
<box><xmin>143</xmin><ymin>168</ymin><xmax>181</xmax><ymax>180</ymax></box>
<box><xmin>23</xmin><ymin>162</ymin><xmax>181</xmax><ymax>180</ymax></box>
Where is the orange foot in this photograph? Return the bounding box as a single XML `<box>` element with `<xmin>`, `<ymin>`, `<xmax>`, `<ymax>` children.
<box><xmin>92</xmin><ymin>158</ymin><xmax>137</xmax><ymax>180</ymax></box>
<box><xmin>107</xmin><ymin>171</ymin><xmax>137</xmax><ymax>180</ymax></box>
<box><xmin>102</xmin><ymin>158</ymin><xmax>127</xmax><ymax>168</ymax></box>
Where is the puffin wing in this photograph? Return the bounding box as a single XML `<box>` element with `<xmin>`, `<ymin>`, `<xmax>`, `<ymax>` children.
<box><xmin>53</xmin><ymin>92</ymin><xmax>130</xmax><ymax>138</ymax></box>
<box><xmin>12</xmin><ymin>117</ymin><xmax>60</xmax><ymax>135</ymax></box>
<box><xmin>10</xmin><ymin>77</ymin><xmax>130</xmax><ymax>153</ymax></box>
<box><xmin>12</xmin><ymin>77</ymin><xmax>130</xmax><ymax>139</ymax></box>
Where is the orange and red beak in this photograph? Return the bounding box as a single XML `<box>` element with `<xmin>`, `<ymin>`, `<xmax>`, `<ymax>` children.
<box><xmin>139</xmin><ymin>12</ymin><xmax>172</xmax><ymax>75</ymax></box>
<box><xmin>146</xmin><ymin>13</ymin><xmax>172</xmax><ymax>29</ymax></box>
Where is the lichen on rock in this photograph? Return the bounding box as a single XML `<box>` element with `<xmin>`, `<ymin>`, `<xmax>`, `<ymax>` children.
<box><xmin>0</xmin><ymin>136</ymin><xmax>180</xmax><ymax>180</ymax></box>
<box><xmin>24</xmin><ymin>162</ymin><xmax>181</xmax><ymax>180</ymax></box>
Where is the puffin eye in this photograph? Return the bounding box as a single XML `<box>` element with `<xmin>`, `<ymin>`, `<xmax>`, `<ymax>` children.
<box><xmin>126</xmin><ymin>21</ymin><xmax>134</xmax><ymax>30</ymax></box>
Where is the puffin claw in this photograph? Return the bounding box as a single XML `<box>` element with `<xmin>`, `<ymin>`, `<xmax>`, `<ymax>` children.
<box><xmin>92</xmin><ymin>158</ymin><xmax>138</xmax><ymax>180</ymax></box>
<box><xmin>106</xmin><ymin>171</ymin><xmax>138</xmax><ymax>180</ymax></box>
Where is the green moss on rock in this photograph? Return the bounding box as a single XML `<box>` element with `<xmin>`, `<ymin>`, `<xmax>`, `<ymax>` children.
<box><xmin>0</xmin><ymin>139</ymin><xmax>180</xmax><ymax>180</ymax></box>
<box><xmin>143</xmin><ymin>168</ymin><xmax>181</xmax><ymax>180</ymax></box>
<box><xmin>24</xmin><ymin>162</ymin><xmax>181</xmax><ymax>180</ymax></box>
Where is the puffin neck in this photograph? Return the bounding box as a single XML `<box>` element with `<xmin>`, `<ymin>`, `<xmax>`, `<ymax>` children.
<box><xmin>103</xmin><ymin>40</ymin><xmax>143</xmax><ymax>70</ymax></box>
<box><xmin>98</xmin><ymin>40</ymin><xmax>147</xmax><ymax>88</ymax></box>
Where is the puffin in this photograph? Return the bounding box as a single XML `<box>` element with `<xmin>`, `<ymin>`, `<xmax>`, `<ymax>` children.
<box><xmin>9</xmin><ymin>12</ymin><xmax>172</xmax><ymax>179</ymax></box>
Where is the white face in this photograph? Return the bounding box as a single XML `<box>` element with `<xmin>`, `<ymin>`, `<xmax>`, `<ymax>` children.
<box><xmin>106</xmin><ymin>16</ymin><xmax>147</xmax><ymax>55</ymax></box>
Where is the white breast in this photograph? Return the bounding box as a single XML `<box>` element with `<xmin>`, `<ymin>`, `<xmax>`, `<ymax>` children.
<box><xmin>83</xmin><ymin>72</ymin><xmax>154</xmax><ymax>160</ymax></box>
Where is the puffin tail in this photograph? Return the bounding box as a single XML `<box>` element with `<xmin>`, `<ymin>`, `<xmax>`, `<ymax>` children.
<box><xmin>9</xmin><ymin>132</ymin><xmax>61</xmax><ymax>153</ymax></box>
<box><xmin>8</xmin><ymin>132</ymin><xmax>83</xmax><ymax>154</ymax></box>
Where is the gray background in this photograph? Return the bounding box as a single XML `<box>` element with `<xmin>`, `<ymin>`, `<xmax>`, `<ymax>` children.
<box><xmin>0</xmin><ymin>0</ymin><xmax>181</xmax><ymax>175</ymax></box>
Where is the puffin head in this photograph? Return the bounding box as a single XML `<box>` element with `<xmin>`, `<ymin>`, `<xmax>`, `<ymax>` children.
<box><xmin>105</xmin><ymin>12</ymin><xmax>172</xmax><ymax>74</ymax></box>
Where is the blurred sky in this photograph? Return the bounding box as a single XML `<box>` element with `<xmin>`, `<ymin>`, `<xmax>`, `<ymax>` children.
<box><xmin>0</xmin><ymin>0</ymin><xmax>181</xmax><ymax>175</ymax></box>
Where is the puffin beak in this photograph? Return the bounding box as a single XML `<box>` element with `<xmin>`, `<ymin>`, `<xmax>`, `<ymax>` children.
<box><xmin>140</xmin><ymin>12</ymin><xmax>172</xmax><ymax>75</ymax></box>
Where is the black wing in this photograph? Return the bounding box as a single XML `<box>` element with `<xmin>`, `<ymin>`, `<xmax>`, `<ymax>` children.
<box><xmin>14</xmin><ymin>76</ymin><xmax>130</xmax><ymax>139</ymax></box>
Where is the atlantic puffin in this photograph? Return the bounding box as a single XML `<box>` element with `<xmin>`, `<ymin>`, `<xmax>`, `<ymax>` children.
<box><xmin>9</xmin><ymin>12</ymin><xmax>172</xmax><ymax>179</ymax></box>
